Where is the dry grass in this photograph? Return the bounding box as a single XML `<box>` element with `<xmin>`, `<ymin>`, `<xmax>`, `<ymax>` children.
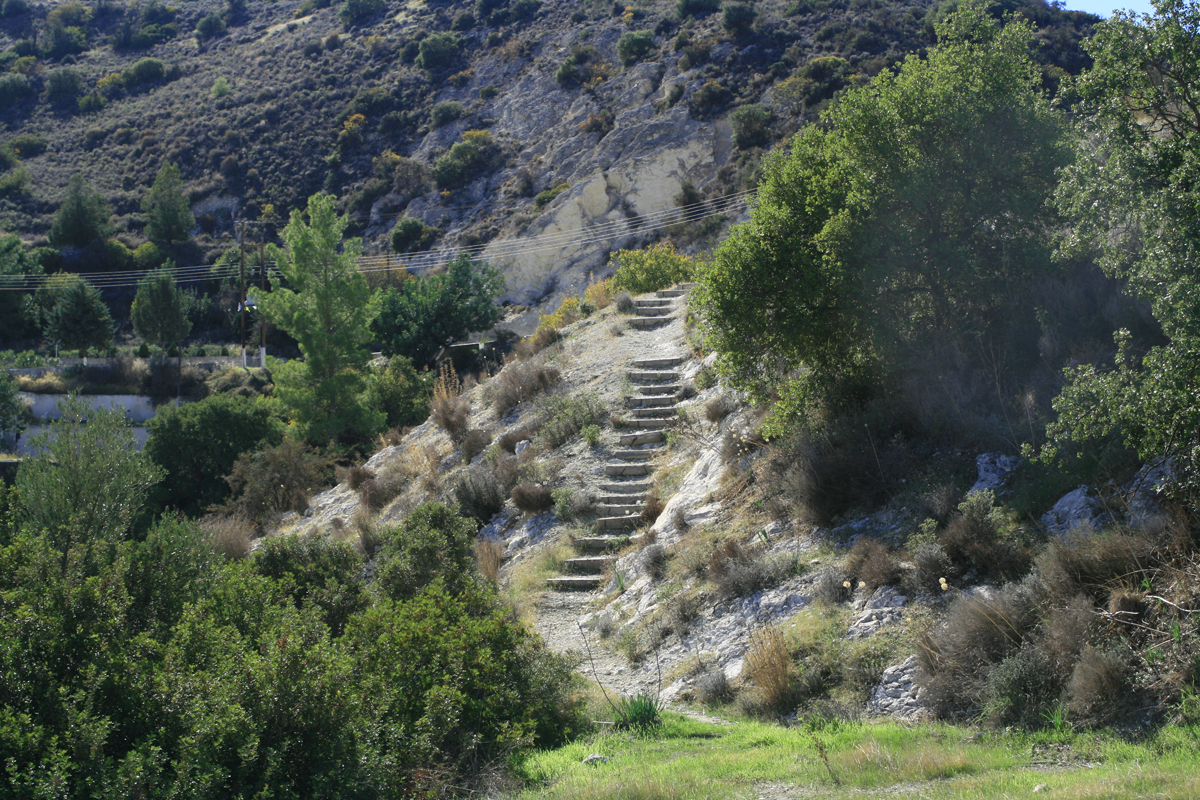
<box><xmin>511</xmin><ymin>483</ymin><xmax>554</xmax><ymax>513</ymax></box>
<box><xmin>704</xmin><ymin>394</ymin><xmax>737</xmax><ymax>423</ymax></box>
<box><xmin>459</xmin><ymin>428</ymin><xmax>492</xmax><ymax>462</ymax></box>
<box><xmin>397</xmin><ymin>441</ymin><xmax>449</xmax><ymax>493</ymax></box>
<box><xmin>513</xmin><ymin>326</ymin><xmax>561</xmax><ymax>360</ymax></box>
<box><xmin>743</xmin><ymin>625</ymin><xmax>796</xmax><ymax>712</ymax></box>
<box><xmin>430</xmin><ymin>362</ymin><xmax>470</xmax><ymax>440</ymax></box>
<box><xmin>844</xmin><ymin>538</ymin><xmax>900</xmax><ymax>593</ymax></box>
<box><xmin>200</xmin><ymin>513</ymin><xmax>254</xmax><ymax>561</ymax></box>
<box><xmin>491</xmin><ymin>359</ymin><xmax>560</xmax><ymax>418</ymax></box>
<box><xmin>476</xmin><ymin>537</ymin><xmax>505</xmax><ymax>584</ymax></box>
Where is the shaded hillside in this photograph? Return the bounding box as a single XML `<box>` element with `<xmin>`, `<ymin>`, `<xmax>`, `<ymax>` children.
<box><xmin>0</xmin><ymin>0</ymin><xmax>1095</xmax><ymax>312</ymax></box>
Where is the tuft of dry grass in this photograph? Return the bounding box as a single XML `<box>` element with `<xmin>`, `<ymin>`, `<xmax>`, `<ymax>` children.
<box><xmin>476</xmin><ymin>537</ymin><xmax>505</xmax><ymax>584</ymax></box>
<box><xmin>430</xmin><ymin>362</ymin><xmax>470</xmax><ymax>440</ymax></box>
<box><xmin>704</xmin><ymin>394</ymin><xmax>737</xmax><ymax>423</ymax></box>
<box><xmin>640</xmin><ymin>493</ymin><xmax>666</xmax><ymax>526</ymax></box>
<box><xmin>459</xmin><ymin>428</ymin><xmax>492</xmax><ymax>462</ymax></box>
<box><xmin>844</xmin><ymin>538</ymin><xmax>900</xmax><ymax>593</ymax></box>
<box><xmin>398</xmin><ymin>441</ymin><xmax>449</xmax><ymax>493</ymax></box>
<box><xmin>491</xmin><ymin>359</ymin><xmax>560</xmax><ymax>418</ymax></box>
<box><xmin>200</xmin><ymin>513</ymin><xmax>254</xmax><ymax>561</ymax></box>
<box><xmin>744</xmin><ymin>625</ymin><xmax>796</xmax><ymax>712</ymax></box>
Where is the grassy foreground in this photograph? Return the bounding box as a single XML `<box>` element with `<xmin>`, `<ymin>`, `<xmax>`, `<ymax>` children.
<box><xmin>513</xmin><ymin>714</ymin><xmax>1200</xmax><ymax>799</ymax></box>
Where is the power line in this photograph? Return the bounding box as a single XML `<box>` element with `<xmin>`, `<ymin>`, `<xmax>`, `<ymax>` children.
<box><xmin>0</xmin><ymin>189</ymin><xmax>753</xmax><ymax>292</ymax></box>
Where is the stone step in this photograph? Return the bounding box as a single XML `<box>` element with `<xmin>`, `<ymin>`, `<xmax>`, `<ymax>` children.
<box><xmin>572</xmin><ymin>535</ymin><xmax>629</xmax><ymax>552</ymax></box>
<box><xmin>620</xmin><ymin>430</ymin><xmax>665</xmax><ymax>446</ymax></box>
<box><xmin>598</xmin><ymin>480</ymin><xmax>653</xmax><ymax>494</ymax></box>
<box><xmin>634</xmin><ymin>298</ymin><xmax>672</xmax><ymax>308</ymax></box>
<box><xmin>630</xmin><ymin>407</ymin><xmax>677</xmax><ymax>419</ymax></box>
<box><xmin>628</xmin><ymin>370</ymin><xmax>679</xmax><ymax>382</ymax></box>
<box><xmin>656</xmin><ymin>289</ymin><xmax>687</xmax><ymax>298</ymax></box>
<box><xmin>604</xmin><ymin>462</ymin><xmax>653</xmax><ymax>477</ymax></box>
<box><xmin>628</xmin><ymin>395</ymin><xmax>676</xmax><ymax>408</ymax></box>
<box><xmin>677</xmin><ymin>282</ymin><xmax>696</xmax><ymax>289</ymax></box>
<box><xmin>596</xmin><ymin>515</ymin><xmax>639</xmax><ymax>530</ymax></box>
<box><xmin>637</xmin><ymin>384</ymin><xmax>681</xmax><ymax>396</ymax></box>
<box><xmin>624</xmin><ymin>418</ymin><xmax>673</xmax><ymax>429</ymax></box>
<box><xmin>630</xmin><ymin>316</ymin><xmax>672</xmax><ymax>329</ymax></box>
<box><xmin>632</xmin><ymin>355</ymin><xmax>687</xmax><ymax>369</ymax></box>
<box><xmin>611</xmin><ymin>449</ymin><xmax>658</xmax><ymax>461</ymax></box>
<box><xmin>565</xmin><ymin>555</ymin><xmax>617</xmax><ymax>574</ymax></box>
<box><xmin>635</xmin><ymin>306</ymin><xmax>673</xmax><ymax>317</ymax></box>
<box><xmin>546</xmin><ymin>575</ymin><xmax>604</xmax><ymax>591</ymax></box>
<box><xmin>596</xmin><ymin>504</ymin><xmax>644</xmax><ymax>517</ymax></box>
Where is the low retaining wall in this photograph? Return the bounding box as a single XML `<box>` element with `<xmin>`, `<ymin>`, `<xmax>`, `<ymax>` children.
<box><xmin>19</xmin><ymin>394</ymin><xmax>175</xmax><ymax>423</ymax></box>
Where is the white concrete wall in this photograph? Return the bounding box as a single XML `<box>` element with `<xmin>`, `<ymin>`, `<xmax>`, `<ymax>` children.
<box><xmin>19</xmin><ymin>394</ymin><xmax>168</xmax><ymax>423</ymax></box>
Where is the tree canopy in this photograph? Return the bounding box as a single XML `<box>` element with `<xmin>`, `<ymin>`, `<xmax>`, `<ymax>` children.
<box><xmin>1049</xmin><ymin>0</ymin><xmax>1200</xmax><ymax>497</ymax></box>
<box><xmin>695</xmin><ymin>3</ymin><xmax>1069</xmax><ymax>414</ymax></box>
<box><xmin>131</xmin><ymin>264</ymin><xmax>191</xmax><ymax>354</ymax></box>
<box><xmin>48</xmin><ymin>174</ymin><xmax>110</xmax><ymax>248</ymax></box>
<box><xmin>0</xmin><ymin>232</ymin><xmax>40</xmax><ymax>340</ymax></box>
<box><xmin>373</xmin><ymin>254</ymin><xmax>503</xmax><ymax>365</ymax></box>
<box><xmin>142</xmin><ymin>161</ymin><xmax>194</xmax><ymax>244</ymax></box>
<box><xmin>44</xmin><ymin>277</ymin><xmax>113</xmax><ymax>359</ymax></box>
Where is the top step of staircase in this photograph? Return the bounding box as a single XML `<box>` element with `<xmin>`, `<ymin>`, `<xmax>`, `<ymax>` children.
<box><xmin>634</xmin><ymin>298</ymin><xmax>673</xmax><ymax>308</ymax></box>
<box><xmin>656</xmin><ymin>289</ymin><xmax>687</xmax><ymax>298</ymax></box>
<box><xmin>631</xmin><ymin>355</ymin><xmax>686</xmax><ymax>369</ymax></box>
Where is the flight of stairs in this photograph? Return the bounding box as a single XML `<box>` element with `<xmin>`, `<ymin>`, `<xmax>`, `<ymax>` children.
<box><xmin>545</xmin><ymin>285</ymin><xmax>692</xmax><ymax>591</ymax></box>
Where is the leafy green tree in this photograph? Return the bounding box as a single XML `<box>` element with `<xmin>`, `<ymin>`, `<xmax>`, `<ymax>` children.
<box><xmin>373</xmin><ymin>254</ymin><xmax>503</xmax><ymax>365</ymax></box>
<box><xmin>372</xmin><ymin>502</ymin><xmax>479</xmax><ymax>601</ymax></box>
<box><xmin>339</xmin><ymin>0</ymin><xmax>384</xmax><ymax>23</ymax></box>
<box><xmin>16</xmin><ymin>394</ymin><xmax>164</xmax><ymax>547</ymax></box>
<box><xmin>259</xmin><ymin>193</ymin><xmax>383</xmax><ymax>444</ymax></box>
<box><xmin>617</xmin><ymin>29</ymin><xmax>655</xmax><ymax>67</ymax></box>
<box><xmin>389</xmin><ymin>217</ymin><xmax>439</xmax><ymax>253</ymax></box>
<box><xmin>145</xmin><ymin>394</ymin><xmax>284</xmax><ymax>517</ymax></box>
<box><xmin>48</xmin><ymin>174</ymin><xmax>111</xmax><ymax>248</ymax></box>
<box><xmin>44</xmin><ymin>278</ymin><xmax>113</xmax><ymax>360</ymax></box>
<box><xmin>695</xmin><ymin>3</ymin><xmax>1068</xmax><ymax>410</ymax></box>
<box><xmin>416</xmin><ymin>31</ymin><xmax>460</xmax><ymax>71</ymax></box>
<box><xmin>131</xmin><ymin>264</ymin><xmax>191</xmax><ymax>355</ymax></box>
<box><xmin>1050</xmin><ymin>0</ymin><xmax>1200</xmax><ymax>497</ymax></box>
<box><xmin>0</xmin><ymin>370</ymin><xmax>24</xmax><ymax>440</ymax></box>
<box><xmin>730</xmin><ymin>103</ymin><xmax>773</xmax><ymax>149</ymax></box>
<box><xmin>0</xmin><ymin>232</ymin><xmax>40</xmax><ymax>340</ymax></box>
<box><xmin>143</xmin><ymin>161</ymin><xmax>194</xmax><ymax>244</ymax></box>
<box><xmin>367</xmin><ymin>354</ymin><xmax>434</xmax><ymax>428</ymax></box>
<box><xmin>196</xmin><ymin>11</ymin><xmax>225</xmax><ymax>38</ymax></box>
<box><xmin>610</xmin><ymin>242</ymin><xmax>696</xmax><ymax>294</ymax></box>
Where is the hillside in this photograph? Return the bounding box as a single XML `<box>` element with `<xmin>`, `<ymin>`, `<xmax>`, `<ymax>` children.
<box><xmin>0</xmin><ymin>0</ymin><xmax>1097</xmax><ymax>321</ymax></box>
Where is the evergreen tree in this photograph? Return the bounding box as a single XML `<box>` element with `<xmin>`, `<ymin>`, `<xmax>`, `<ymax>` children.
<box><xmin>45</xmin><ymin>278</ymin><xmax>113</xmax><ymax>360</ymax></box>
<box><xmin>0</xmin><ymin>233</ymin><xmax>41</xmax><ymax>341</ymax></box>
<box><xmin>142</xmin><ymin>162</ymin><xmax>194</xmax><ymax>245</ymax></box>
<box><xmin>131</xmin><ymin>264</ymin><xmax>191</xmax><ymax>355</ymax></box>
<box><xmin>48</xmin><ymin>175</ymin><xmax>110</xmax><ymax>248</ymax></box>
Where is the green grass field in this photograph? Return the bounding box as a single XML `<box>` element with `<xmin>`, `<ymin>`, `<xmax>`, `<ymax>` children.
<box><xmin>514</xmin><ymin>714</ymin><xmax>1200</xmax><ymax>799</ymax></box>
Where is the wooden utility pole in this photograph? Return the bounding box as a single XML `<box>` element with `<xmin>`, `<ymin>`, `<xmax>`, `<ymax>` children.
<box><xmin>239</xmin><ymin>223</ymin><xmax>247</xmax><ymax>368</ymax></box>
<box><xmin>259</xmin><ymin>233</ymin><xmax>267</xmax><ymax>367</ymax></box>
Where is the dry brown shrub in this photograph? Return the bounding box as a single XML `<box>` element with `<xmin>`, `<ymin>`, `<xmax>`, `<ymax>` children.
<box><xmin>476</xmin><ymin>537</ymin><xmax>505</xmax><ymax>584</ymax></box>
<box><xmin>200</xmin><ymin>514</ymin><xmax>254</xmax><ymax>561</ymax></box>
<box><xmin>379</xmin><ymin>427</ymin><xmax>406</xmax><ymax>447</ymax></box>
<box><xmin>513</xmin><ymin>326</ymin><xmax>560</xmax><ymax>359</ymax></box>
<box><xmin>707</xmin><ymin>540</ymin><xmax>782</xmax><ymax>598</ymax></box>
<box><xmin>705</xmin><ymin>394</ymin><xmax>737</xmax><ymax>423</ymax></box>
<box><xmin>844</xmin><ymin>538</ymin><xmax>900</xmax><ymax>593</ymax></box>
<box><xmin>491</xmin><ymin>359</ymin><xmax>560</xmax><ymax>417</ymax></box>
<box><xmin>355</xmin><ymin>509</ymin><xmax>382</xmax><ymax>554</ymax></box>
<box><xmin>614</xmin><ymin>291</ymin><xmax>634</xmax><ymax>313</ymax></box>
<box><xmin>1066</xmin><ymin>645</ymin><xmax>1128</xmax><ymax>724</ymax></box>
<box><xmin>459</xmin><ymin>428</ymin><xmax>491</xmax><ymax>462</ymax></box>
<box><xmin>511</xmin><ymin>483</ymin><xmax>554</xmax><ymax>513</ymax></box>
<box><xmin>430</xmin><ymin>362</ymin><xmax>470</xmax><ymax>440</ymax></box>
<box><xmin>456</xmin><ymin>462</ymin><xmax>507</xmax><ymax>521</ymax></box>
<box><xmin>358</xmin><ymin>471</ymin><xmax>405</xmax><ymax>510</ymax></box>
<box><xmin>744</xmin><ymin>626</ymin><xmax>796</xmax><ymax>711</ymax></box>
<box><xmin>338</xmin><ymin>465</ymin><xmax>375</xmax><ymax>490</ymax></box>
<box><xmin>1035</xmin><ymin>531</ymin><xmax>1158</xmax><ymax>605</ymax></box>
<box><xmin>398</xmin><ymin>441</ymin><xmax>448</xmax><ymax>493</ymax></box>
<box><xmin>640</xmin><ymin>493</ymin><xmax>666</xmax><ymax>526</ymax></box>
<box><xmin>497</xmin><ymin>425</ymin><xmax>538</xmax><ymax>453</ymax></box>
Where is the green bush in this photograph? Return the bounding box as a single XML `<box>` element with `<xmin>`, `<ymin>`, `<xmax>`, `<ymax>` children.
<box><xmin>730</xmin><ymin>103</ymin><xmax>773</xmax><ymax>149</ymax></box>
<box><xmin>417</xmin><ymin>32</ymin><xmax>460</xmax><ymax>71</ymax></box>
<box><xmin>339</xmin><ymin>0</ymin><xmax>384</xmax><ymax>23</ymax></box>
<box><xmin>537</xmin><ymin>392</ymin><xmax>605</xmax><ymax>449</ymax></box>
<box><xmin>366</xmin><ymin>354</ymin><xmax>433</xmax><ymax>428</ymax></box>
<box><xmin>6</xmin><ymin>133</ymin><xmax>46</xmax><ymax>158</ymax></box>
<box><xmin>374</xmin><ymin>502</ymin><xmax>479</xmax><ymax>599</ymax></box>
<box><xmin>722</xmin><ymin>1</ymin><xmax>756</xmax><ymax>35</ymax></box>
<box><xmin>534</xmin><ymin>182</ymin><xmax>570</xmax><ymax>208</ymax></box>
<box><xmin>389</xmin><ymin>217</ymin><xmax>440</xmax><ymax>253</ymax></box>
<box><xmin>1</xmin><ymin>0</ymin><xmax>29</xmax><ymax>17</ymax></box>
<box><xmin>146</xmin><ymin>394</ymin><xmax>284</xmax><ymax>517</ymax></box>
<box><xmin>617</xmin><ymin>29</ymin><xmax>656</xmax><ymax>67</ymax></box>
<box><xmin>430</xmin><ymin>99</ymin><xmax>463</xmax><ymax>127</ymax></box>
<box><xmin>252</xmin><ymin>535</ymin><xmax>367</xmax><ymax>636</ymax></box>
<box><xmin>124</xmin><ymin>57</ymin><xmax>166</xmax><ymax>86</ymax></box>
<box><xmin>44</xmin><ymin>67</ymin><xmax>83</xmax><ymax>102</ymax></box>
<box><xmin>610</xmin><ymin>242</ymin><xmax>696</xmax><ymax>294</ymax></box>
<box><xmin>196</xmin><ymin>12</ymin><xmax>226</xmax><ymax>38</ymax></box>
<box><xmin>431</xmin><ymin>130</ymin><xmax>500</xmax><ymax>189</ymax></box>
<box><xmin>555</xmin><ymin>45</ymin><xmax>603</xmax><ymax>87</ymax></box>
<box><xmin>0</xmin><ymin>73</ymin><xmax>31</xmax><ymax>108</ymax></box>
<box><xmin>678</xmin><ymin>0</ymin><xmax>720</xmax><ymax>18</ymax></box>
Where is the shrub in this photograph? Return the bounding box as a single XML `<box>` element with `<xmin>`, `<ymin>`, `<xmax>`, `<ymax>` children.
<box><xmin>1</xmin><ymin>0</ymin><xmax>29</xmax><ymax>17</ymax></box>
<box><xmin>555</xmin><ymin>45</ymin><xmax>606</xmax><ymax>88</ymax></box>
<box><xmin>389</xmin><ymin>217</ymin><xmax>439</xmax><ymax>253</ymax></box>
<box><xmin>536</xmin><ymin>392</ymin><xmax>605</xmax><ymax>449</ymax></box>
<box><xmin>252</xmin><ymin>534</ymin><xmax>367</xmax><ymax>635</ymax></box>
<box><xmin>6</xmin><ymin>132</ymin><xmax>46</xmax><ymax>158</ymax></box>
<box><xmin>707</xmin><ymin>540</ymin><xmax>782</xmax><ymax>597</ymax></box>
<box><xmin>677</xmin><ymin>0</ymin><xmax>720</xmax><ymax>18</ymax></box>
<box><xmin>44</xmin><ymin>67</ymin><xmax>83</xmax><ymax>102</ymax></box>
<box><xmin>1066</xmin><ymin>646</ymin><xmax>1128</xmax><ymax>725</ymax></box>
<box><xmin>417</xmin><ymin>32</ymin><xmax>460</xmax><ymax>71</ymax></box>
<box><xmin>430</xmin><ymin>363</ymin><xmax>470</xmax><ymax>440</ymax></box>
<box><xmin>844</xmin><ymin>538</ymin><xmax>899</xmax><ymax>593</ymax></box>
<box><xmin>730</xmin><ymin>103</ymin><xmax>773</xmax><ymax>149</ymax></box>
<box><xmin>491</xmin><ymin>359</ymin><xmax>560</xmax><ymax>417</ymax></box>
<box><xmin>743</xmin><ymin>625</ymin><xmax>798</xmax><ymax>713</ymax></box>
<box><xmin>705</xmin><ymin>394</ymin><xmax>737</xmax><ymax>423</ymax></box>
<box><xmin>374</xmin><ymin>502</ymin><xmax>478</xmax><ymax>600</ymax></box>
<box><xmin>689</xmin><ymin>80</ymin><xmax>732</xmax><ymax>115</ymax></box>
<box><xmin>615</xmin><ymin>290</ymin><xmax>634</xmax><ymax>313</ymax></box>
<box><xmin>512</xmin><ymin>483</ymin><xmax>554</xmax><ymax>513</ymax></box>
<box><xmin>904</xmin><ymin>542</ymin><xmax>952</xmax><ymax>596</ymax></box>
<box><xmin>980</xmin><ymin>644</ymin><xmax>1058</xmax><ymax>728</ymax></box>
<box><xmin>476</xmin><ymin>536</ymin><xmax>504</xmax><ymax>583</ymax></box>
<box><xmin>211</xmin><ymin>76</ymin><xmax>232</xmax><ymax>98</ymax></box>
<box><xmin>610</xmin><ymin>242</ymin><xmax>696</xmax><ymax>294</ymax></box>
<box><xmin>722</xmin><ymin>1</ymin><xmax>756</xmax><ymax>35</ymax></box>
<box><xmin>460</xmin><ymin>427</ymin><xmax>491</xmax><ymax>462</ymax></box>
<box><xmin>582</xmin><ymin>423</ymin><xmax>601</xmax><ymax>446</ymax></box>
<box><xmin>0</xmin><ymin>73</ymin><xmax>31</xmax><ymax>108</ymax></box>
<box><xmin>200</xmin><ymin>513</ymin><xmax>254</xmax><ymax>560</ymax></box>
<box><xmin>124</xmin><ymin>58</ymin><xmax>166</xmax><ymax>86</ymax></box>
<box><xmin>222</xmin><ymin>439</ymin><xmax>329</xmax><ymax>528</ymax></box>
<box><xmin>339</xmin><ymin>0</ymin><xmax>384</xmax><ymax>23</ymax></box>
<box><xmin>430</xmin><ymin>100</ymin><xmax>463</xmax><ymax>127</ymax></box>
<box><xmin>696</xmin><ymin>668</ymin><xmax>734</xmax><ymax>704</ymax></box>
<box><xmin>552</xmin><ymin>487</ymin><xmax>593</xmax><ymax>520</ymax></box>
<box><xmin>480</xmin><ymin>84</ymin><xmax>499</xmax><ymax>100</ymax></box>
<box><xmin>617</xmin><ymin>30</ymin><xmax>656</xmax><ymax>67</ymax></box>
<box><xmin>455</xmin><ymin>462</ymin><xmax>507</xmax><ymax>522</ymax></box>
<box><xmin>534</xmin><ymin>182</ymin><xmax>571</xmax><ymax>208</ymax></box>
<box><xmin>1035</xmin><ymin>531</ymin><xmax>1158</xmax><ymax>605</ymax></box>
<box><xmin>939</xmin><ymin>490</ymin><xmax>1030</xmax><ymax>583</ymax></box>
<box><xmin>813</xmin><ymin>567</ymin><xmax>851</xmax><ymax>604</ymax></box>
<box><xmin>431</xmin><ymin>130</ymin><xmax>499</xmax><ymax>189</ymax></box>
<box><xmin>196</xmin><ymin>12</ymin><xmax>226</xmax><ymax>38</ymax></box>
<box><xmin>641</xmin><ymin>493</ymin><xmax>666</xmax><ymax>526</ymax></box>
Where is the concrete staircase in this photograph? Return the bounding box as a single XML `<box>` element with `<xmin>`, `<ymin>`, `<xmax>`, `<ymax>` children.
<box><xmin>545</xmin><ymin>286</ymin><xmax>691</xmax><ymax>592</ymax></box>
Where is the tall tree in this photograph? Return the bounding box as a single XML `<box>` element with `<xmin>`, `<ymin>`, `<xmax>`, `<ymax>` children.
<box><xmin>695</xmin><ymin>2</ymin><xmax>1069</xmax><ymax>413</ymax></box>
<box><xmin>45</xmin><ymin>277</ymin><xmax>113</xmax><ymax>360</ymax></box>
<box><xmin>16</xmin><ymin>394</ymin><xmax>163</xmax><ymax>548</ymax></box>
<box><xmin>1050</xmin><ymin>0</ymin><xmax>1200</xmax><ymax>498</ymax></box>
<box><xmin>142</xmin><ymin>162</ymin><xmax>194</xmax><ymax>245</ymax></box>
<box><xmin>48</xmin><ymin>174</ymin><xmax>110</xmax><ymax>248</ymax></box>
<box><xmin>131</xmin><ymin>263</ymin><xmax>191</xmax><ymax>355</ymax></box>
<box><xmin>373</xmin><ymin>254</ymin><xmax>503</xmax><ymax>365</ymax></box>
<box><xmin>258</xmin><ymin>193</ymin><xmax>383</xmax><ymax>444</ymax></box>
<box><xmin>0</xmin><ymin>233</ymin><xmax>41</xmax><ymax>340</ymax></box>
